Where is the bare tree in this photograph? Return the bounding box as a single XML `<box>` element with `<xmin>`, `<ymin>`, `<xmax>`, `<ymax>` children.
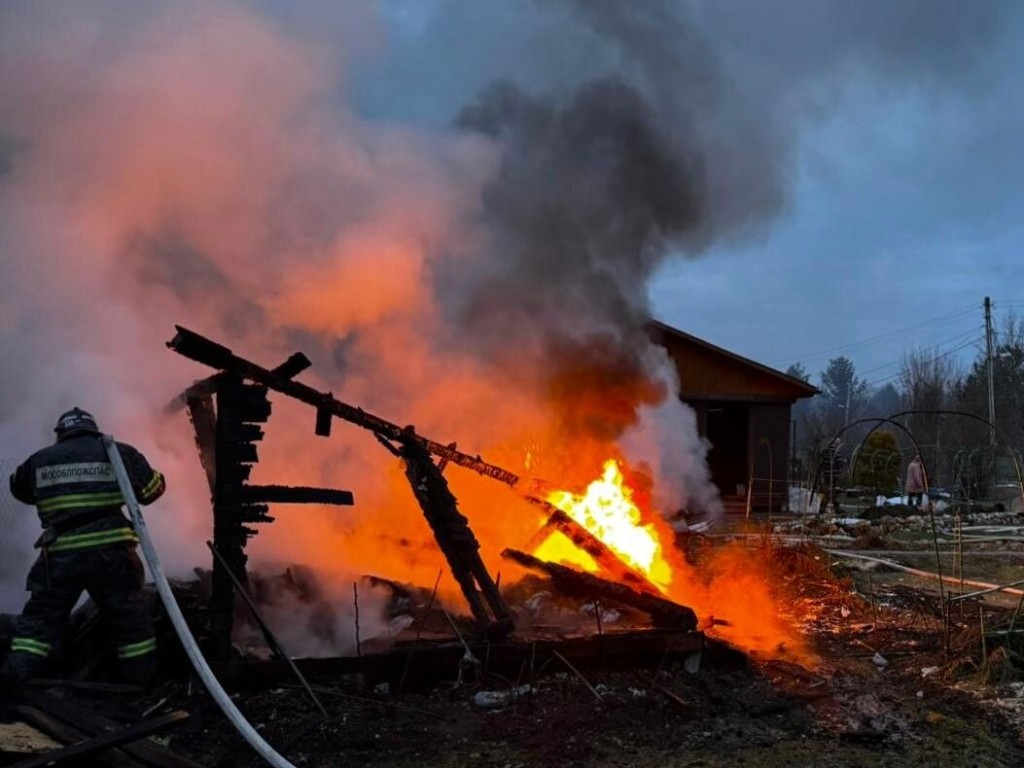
<box><xmin>898</xmin><ymin>348</ymin><xmax>960</xmax><ymax>486</ymax></box>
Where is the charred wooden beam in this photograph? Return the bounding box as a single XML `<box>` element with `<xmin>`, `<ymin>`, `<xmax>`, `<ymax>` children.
<box><xmin>11</xmin><ymin>708</ymin><xmax>189</xmax><ymax>768</ymax></box>
<box><xmin>390</xmin><ymin>429</ymin><xmax>514</xmax><ymax>640</ymax></box>
<box><xmin>213</xmin><ymin>628</ymin><xmax>706</xmax><ymax>690</ymax></box>
<box><xmin>184</xmin><ymin>395</ymin><xmax>217</xmax><ymax>493</ymax></box>
<box><xmin>167</xmin><ymin>325</ymin><xmax>521</xmax><ymax>487</ymax></box>
<box><xmin>172</xmin><ymin>367</ymin><xmax>356</xmax><ymax>658</ymax></box>
<box><xmin>501</xmin><ymin>549</ymin><xmax>698</xmax><ymax>630</ymax></box>
<box><xmin>15</xmin><ymin>690</ymin><xmax>205</xmax><ymax>768</ymax></box>
<box><xmin>209</xmin><ymin>375</ymin><xmax>269</xmax><ymax>658</ymax></box>
<box><xmin>525</xmin><ymin>498</ymin><xmax>662</xmax><ymax>597</ymax></box>
<box><xmin>11</xmin><ymin>706</ymin><xmax>145</xmax><ymax>768</ymax></box>
<box><xmin>217</xmin><ymin>484</ymin><xmax>354</xmax><ymax>506</ymax></box>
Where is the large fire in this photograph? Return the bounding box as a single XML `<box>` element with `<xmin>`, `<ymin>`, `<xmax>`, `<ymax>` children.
<box><xmin>533</xmin><ymin>459</ymin><xmax>673</xmax><ymax>593</ymax></box>
<box><xmin>529</xmin><ymin>457</ymin><xmax>813</xmax><ymax>665</ymax></box>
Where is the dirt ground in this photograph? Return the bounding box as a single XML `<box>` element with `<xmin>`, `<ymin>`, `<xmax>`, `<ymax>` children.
<box><xmin>154</xmin><ymin>646</ymin><xmax>1023</xmax><ymax>768</ymax></box>
<box><xmin>9</xmin><ymin>505</ymin><xmax>1024</xmax><ymax>767</ymax></box>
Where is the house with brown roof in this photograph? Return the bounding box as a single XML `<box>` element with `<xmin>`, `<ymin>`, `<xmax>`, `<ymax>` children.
<box><xmin>650</xmin><ymin>321</ymin><xmax>819</xmax><ymax>513</ymax></box>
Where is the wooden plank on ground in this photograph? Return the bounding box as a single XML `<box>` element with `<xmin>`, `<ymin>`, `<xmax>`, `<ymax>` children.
<box><xmin>213</xmin><ymin>627</ymin><xmax>706</xmax><ymax>690</ymax></box>
<box><xmin>10</xmin><ymin>709</ymin><xmax>189</xmax><ymax>768</ymax></box>
<box><xmin>17</xmin><ymin>691</ymin><xmax>206</xmax><ymax>768</ymax></box>
<box><xmin>11</xmin><ymin>706</ymin><xmax>147</xmax><ymax>768</ymax></box>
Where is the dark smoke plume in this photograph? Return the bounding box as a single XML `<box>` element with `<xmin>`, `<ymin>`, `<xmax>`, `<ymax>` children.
<box><xmin>454</xmin><ymin>76</ymin><xmax>704</xmax><ymax>438</ymax></box>
<box><xmin>448</xmin><ymin>5</ymin><xmax>734</xmax><ymax>441</ymax></box>
<box><xmin>443</xmin><ymin>0</ymin><xmax>1008</xmax><ymax>443</ymax></box>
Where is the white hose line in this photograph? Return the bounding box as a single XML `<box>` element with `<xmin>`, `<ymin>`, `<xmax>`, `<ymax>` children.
<box><xmin>103</xmin><ymin>435</ymin><xmax>296</xmax><ymax>768</ymax></box>
<box><xmin>829</xmin><ymin>549</ymin><xmax>1024</xmax><ymax>599</ymax></box>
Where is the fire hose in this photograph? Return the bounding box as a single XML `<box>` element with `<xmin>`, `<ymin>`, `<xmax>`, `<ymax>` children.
<box><xmin>102</xmin><ymin>435</ymin><xmax>296</xmax><ymax>768</ymax></box>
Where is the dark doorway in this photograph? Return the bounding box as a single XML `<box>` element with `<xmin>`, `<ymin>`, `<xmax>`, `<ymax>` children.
<box><xmin>706</xmin><ymin>403</ymin><xmax>749</xmax><ymax>499</ymax></box>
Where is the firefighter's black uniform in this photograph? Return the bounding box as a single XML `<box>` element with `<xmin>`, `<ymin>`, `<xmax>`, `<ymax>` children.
<box><xmin>6</xmin><ymin>409</ymin><xmax>165</xmax><ymax>684</ymax></box>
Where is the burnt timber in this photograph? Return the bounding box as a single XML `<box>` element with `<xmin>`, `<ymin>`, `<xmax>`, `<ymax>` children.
<box><xmin>381</xmin><ymin>429</ymin><xmax>513</xmax><ymax>638</ymax></box>
<box><xmin>168</xmin><ymin>326</ymin><xmax>513</xmax><ymax>640</ymax></box>
<box><xmin>213</xmin><ymin>628</ymin><xmax>706</xmax><ymax>691</ymax></box>
<box><xmin>10</xmin><ymin>709</ymin><xmax>190</xmax><ymax>768</ymax></box>
<box><xmin>175</xmin><ymin>368</ymin><xmax>354</xmax><ymax>659</ymax></box>
<box><xmin>525</xmin><ymin>498</ymin><xmax>663</xmax><ymax>597</ymax></box>
<box><xmin>501</xmin><ymin>549</ymin><xmax>698</xmax><ymax>631</ymax></box>
<box><xmin>167</xmin><ymin>325</ymin><xmax>520</xmax><ymax>487</ymax></box>
<box><xmin>11</xmin><ymin>688</ymin><xmax>202</xmax><ymax>768</ymax></box>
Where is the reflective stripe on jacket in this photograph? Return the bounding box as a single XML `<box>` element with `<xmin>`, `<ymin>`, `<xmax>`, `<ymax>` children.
<box><xmin>9</xmin><ymin>433</ymin><xmax>165</xmax><ymax>551</ymax></box>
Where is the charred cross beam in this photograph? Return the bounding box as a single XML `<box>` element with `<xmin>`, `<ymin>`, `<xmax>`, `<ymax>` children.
<box><xmin>501</xmin><ymin>548</ymin><xmax>698</xmax><ymax>630</ymax></box>
<box><xmin>12</xmin><ymin>706</ymin><xmax>190</xmax><ymax>768</ymax></box>
<box><xmin>217</xmin><ymin>484</ymin><xmax>353</xmax><ymax>506</ymax></box>
<box><xmin>166</xmin><ymin>326</ymin><xmax>521</xmax><ymax>487</ymax></box>
<box><xmin>524</xmin><ymin>498</ymin><xmax>663</xmax><ymax>597</ymax></box>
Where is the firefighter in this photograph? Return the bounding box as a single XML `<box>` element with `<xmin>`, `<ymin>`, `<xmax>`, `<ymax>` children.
<box><xmin>3</xmin><ymin>408</ymin><xmax>166</xmax><ymax>685</ymax></box>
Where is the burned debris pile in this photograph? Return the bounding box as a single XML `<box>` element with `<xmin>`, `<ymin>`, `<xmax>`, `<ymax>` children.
<box><xmin>501</xmin><ymin>549</ymin><xmax>697</xmax><ymax>630</ymax></box>
<box><xmin>163</xmin><ymin>325</ymin><xmax>702</xmax><ymax>658</ymax></box>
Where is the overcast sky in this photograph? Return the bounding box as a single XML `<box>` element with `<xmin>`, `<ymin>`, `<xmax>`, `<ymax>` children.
<box><xmin>357</xmin><ymin>0</ymin><xmax>1024</xmax><ymax>390</ymax></box>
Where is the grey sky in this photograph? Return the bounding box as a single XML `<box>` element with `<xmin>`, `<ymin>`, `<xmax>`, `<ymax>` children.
<box><xmin>652</xmin><ymin>22</ymin><xmax>1024</xmax><ymax>389</ymax></box>
<box><xmin>358</xmin><ymin>0</ymin><xmax>1024</xmax><ymax>389</ymax></box>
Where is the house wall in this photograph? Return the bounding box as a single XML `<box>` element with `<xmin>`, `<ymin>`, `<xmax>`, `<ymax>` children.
<box><xmin>653</xmin><ymin>322</ymin><xmax>816</xmax><ymax>513</ymax></box>
<box><xmin>683</xmin><ymin>398</ymin><xmax>792</xmax><ymax>511</ymax></box>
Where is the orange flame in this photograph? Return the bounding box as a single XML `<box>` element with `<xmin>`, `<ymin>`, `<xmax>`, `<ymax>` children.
<box><xmin>533</xmin><ymin>459</ymin><xmax>673</xmax><ymax>593</ymax></box>
<box><xmin>529</xmin><ymin>458</ymin><xmax>814</xmax><ymax>666</ymax></box>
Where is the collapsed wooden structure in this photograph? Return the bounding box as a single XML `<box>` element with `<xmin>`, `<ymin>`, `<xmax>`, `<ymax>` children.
<box><xmin>0</xmin><ymin>325</ymin><xmax>712</xmax><ymax>766</ymax></box>
<box><xmin>164</xmin><ymin>325</ymin><xmax>702</xmax><ymax>661</ymax></box>
<box><xmin>166</xmin><ymin>326</ymin><xmax>523</xmax><ymax>643</ymax></box>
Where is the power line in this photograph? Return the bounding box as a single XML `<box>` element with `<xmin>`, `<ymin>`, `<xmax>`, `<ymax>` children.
<box><xmin>856</xmin><ymin>326</ymin><xmax>982</xmax><ymax>379</ymax></box>
<box><xmin>770</xmin><ymin>304</ymin><xmax>978</xmax><ymax>366</ymax></box>
<box><xmin>863</xmin><ymin>335</ymin><xmax>981</xmax><ymax>390</ymax></box>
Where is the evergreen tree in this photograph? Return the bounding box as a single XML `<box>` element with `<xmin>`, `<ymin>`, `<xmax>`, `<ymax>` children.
<box><xmin>786</xmin><ymin>363</ymin><xmax>811</xmax><ymax>383</ymax></box>
<box><xmin>851</xmin><ymin>430</ymin><xmax>900</xmax><ymax>496</ymax></box>
<box><xmin>819</xmin><ymin>357</ymin><xmax>868</xmax><ymax>435</ymax></box>
<box><xmin>866</xmin><ymin>383</ymin><xmax>900</xmax><ymax>418</ymax></box>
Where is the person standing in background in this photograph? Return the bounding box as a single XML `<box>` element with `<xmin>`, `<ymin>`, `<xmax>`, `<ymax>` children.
<box><xmin>905</xmin><ymin>454</ymin><xmax>927</xmax><ymax>509</ymax></box>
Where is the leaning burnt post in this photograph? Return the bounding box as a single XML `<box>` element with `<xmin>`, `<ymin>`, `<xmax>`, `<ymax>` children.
<box><xmin>383</xmin><ymin>428</ymin><xmax>514</xmax><ymax>640</ymax></box>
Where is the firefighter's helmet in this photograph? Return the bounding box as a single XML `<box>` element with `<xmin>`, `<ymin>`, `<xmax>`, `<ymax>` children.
<box><xmin>54</xmin><ymin>407</ymin><xmax>100</xmax><ymax>438</ymax></box>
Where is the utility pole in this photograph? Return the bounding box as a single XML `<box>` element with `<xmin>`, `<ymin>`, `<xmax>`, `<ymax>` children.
<box><xmin>985</xmin><ymin>296</ymin><xmax>996</xmax><ymax>446</ymax></box>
